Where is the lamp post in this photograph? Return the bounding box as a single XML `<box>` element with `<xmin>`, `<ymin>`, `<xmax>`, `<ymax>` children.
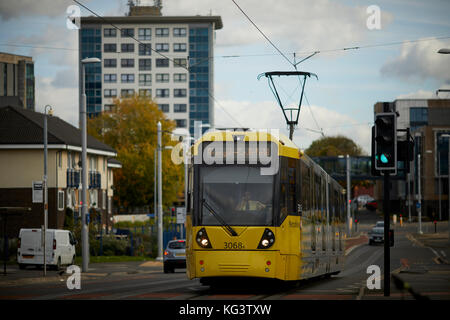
<box><xmin>80</xmin><ymin>57</ymin><xmax>101</xmax><ymax>272</ymax></box>
<box><xmin>154</xmin><ymin>145</ymin><xmax>173</xmax><ymax>244</ymax></box>
<box><xmin>43</xmin><ymin>104</ymin><xmax>52</xmax><ymax>276</ymax></box>
<box><xmin>441</xmin><ymin>134</ymin><xmax>450</xmax><ymax>243</ymax></box>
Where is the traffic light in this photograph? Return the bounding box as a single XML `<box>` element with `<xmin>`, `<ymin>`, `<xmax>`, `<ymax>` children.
<box><xmin>171</xmin><ymin>207</ymin><xmax>175</xmax><ymax>217</ymax></box>
<box><xmin>374</xmin><ymin>112</ymin><xmax>397</xmax><ymax>172</ymax></box>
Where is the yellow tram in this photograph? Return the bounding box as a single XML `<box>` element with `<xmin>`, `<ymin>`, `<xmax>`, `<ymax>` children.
<box><xmin>185</xmin><ymin>130</ymin><xmax>346</xmax><ymax>283</ymax></box>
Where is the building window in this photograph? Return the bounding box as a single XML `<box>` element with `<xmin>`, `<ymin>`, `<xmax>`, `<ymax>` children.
<box><xmin>174</xmin><ymin>88</ymin><xmax>187</xmax><ymax>97</ymax></box>
<box><xmin>138</xmin><ymin>28</ymin><xmax>151</xmax><ymax>40</ymax></box>
<box><xmin>173</xmin><ymin>58</ymin><xmax>187</xmax><ymax>68</ymax></box>
<box><xmin>175</xmin><ymin>119</ymin><xmax>187</xmax><ymax>128</ymax></box>
<box><xmin>104</xmin><ymin>43</ymin><xmax>116</xmax><ymax>52</ymax></box>
<box><xmin>139</xmin><ymin>43</ymin><xmax>152</xmax><ymax>56</ymax></box>
<box><xmin>104</xmin><ymin>104</ymin><xmax>116</xmax><ymax>112</ymax></box>
<box><xmin>139</xmin><ymin>59</ymin><xmax>152</xmax><ymax>71</ymax></box>
<box><xmin>104</xmin><ymin>59</ymin><xmax>117</xmax><ymax>68</ymax></box>
<box><xmin>89</xmin><ymin>189</ymin><xmax>98</xmax><ymax>208</ymax></box>
<box><xmin>155</xmin><ymin>73</ymin><xmax>169</xmax><ymax>83</ymax></box>
<box><xmin>104</xmin><ymin>74</ymin><xmax>117</xmax><ymax>83</ymax></box>
<box><xmin>174</xmin><ymin>104</ymin><xmax>187</xmax><ymax>113</ymax></box>
<box><xmin>121</xmin><ymin>89</ymin><xmax>135</xmax><ymax>97</ymax></box>
<box><xmin>156</xmin><ymin>89</ymin><xmax>169</xmax><ymax>98</ymax></box>
<box><xmin>104</xmin><ymin>89</ymin><xmax>117</xmax><ymax>98</ymax></box>
<box><xmin>159</xmin><ymin>104</ymin><xmax>169</xmax><ymax>113</ymax></box>
<box><xmin>173</xmin><ymin>43</ymin><xmax>187</xmax><ymax>52</ymax></box>
<box><xmin>121</xmin><ymin>73</ymin><xmax>135</xmax><ymax>83</ymax></box>
<box><xmin>139</xmin><ymin>74</ymin><xmax>152</xmax><ymax>86</ymax></box>
<box><xmin>173</xmin><ymin>73</ymin><xmax>187</xmax><ymax>83</ymax></box>
<box><xmin>410</xmin><ymin>107</ymin><xmax>428</xmax><ymax>131</ymax></box>
<box><xmin>104</xmin><ymin>28</ymin><xmax>117</xmax><ymax>37</ymax></box>
<box><xmin>121</xmin><ymin>59</ymin><xmax>134</xmax><ymax>68</ymax></box>
<box><xmin>155</xmin><ymin>43</ymin><xmax>169</xmax><ymax>52</ymax></box>
<box><xmin>139</xmin><ymin>89</ymin><xmax>152</xmax><ymax>97</ymax></box>
<box><xmin>121</xmin><ymin>43</ymin><xmax>134</xmax><ymax>53</ymax></box>
<box><xmin>58</xmin><ymin>191</ymin><xmax>65</xmax><ymax>211</ymax></box>
<box><xmin>121</xmin><ymin>28</ymin><xmax>134</xmax><ymax>38</ymax></box>
<box><xmin>173</xmin><ymin>28</ymin><xmax>186</xmax><ymax>37</ymax></box>
<box><xmin>156</xmin><ymin>28</ymin><xmax>169</xmax><ymax>37</ymax></box>
<box><xmin>156</xmin><ymin>58</ymin><xmax>169</xmax><ymax>67</ymax></box>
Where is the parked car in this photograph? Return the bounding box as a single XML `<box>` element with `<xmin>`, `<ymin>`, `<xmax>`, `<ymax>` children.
<box><xmin>163</xmin><ymin>239</ymin><xmax>186</xmax><ymax>273</ymax></box>
<box><xmin>17</xmin><ymin>228</ymin><xmax>77</xmax><ymax>270</ymax></box>
<box><xmin>368</xmin><ymin>222</ymin><xmax>394</xmax><ymax>246</ymax></box>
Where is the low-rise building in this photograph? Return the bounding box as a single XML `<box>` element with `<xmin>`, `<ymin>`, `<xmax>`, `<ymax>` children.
<box><xmin>0</xmin><ymin>106</ymin><xmax>121</xmax><ymax>237</ymax></box>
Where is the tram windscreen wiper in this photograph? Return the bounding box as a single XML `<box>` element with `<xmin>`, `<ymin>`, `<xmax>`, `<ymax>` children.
<box><xmin>202</xmin><ymin>199</ymin><xmax>238</xmax><ymax>236</ymax></box>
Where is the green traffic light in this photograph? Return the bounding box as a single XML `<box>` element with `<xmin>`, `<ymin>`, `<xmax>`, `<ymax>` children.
<box><xmin>380</xmin><ymin>154</ymin><xmax>388</xmax><ymax>163</ymax></box>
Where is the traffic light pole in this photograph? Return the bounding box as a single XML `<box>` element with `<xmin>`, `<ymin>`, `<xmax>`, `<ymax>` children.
<box><xmin>383</xmin><ymin>171</ymin><xmax>391</xmax><ymax>297</ymax></box>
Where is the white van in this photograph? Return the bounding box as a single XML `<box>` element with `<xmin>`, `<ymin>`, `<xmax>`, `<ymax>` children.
<box><xmin>17</xmin><ymin>229</ymin><xmax>77</xmax><ymax>270</ymax></box>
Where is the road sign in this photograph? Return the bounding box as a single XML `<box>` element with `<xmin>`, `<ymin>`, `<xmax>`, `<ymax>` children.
<box><xmin>32</xmin><ymin>181</ymin><xmax>43</xmax><ymax>203</ymax></box>
<box><xmin>176</xmin><ymin>207</ymin><xmax>186</xmax><ymax>224</ymax></box>
<box><xmin>416</xmin><ymin>202</ymin><xmax>421</xmax><ymax>209</ymax></box>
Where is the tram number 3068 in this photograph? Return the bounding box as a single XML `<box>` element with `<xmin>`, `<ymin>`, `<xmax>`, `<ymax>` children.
<box><xmin>223</xmin><ymin>242</ymin><xmax>245</xmax><ymax>250</ymax></box>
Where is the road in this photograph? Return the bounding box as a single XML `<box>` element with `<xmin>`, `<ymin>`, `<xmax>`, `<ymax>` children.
<box><xmin>1</xmin><ymin>209</ymin><xmax>449</xmax><ymax>300</ymax></box>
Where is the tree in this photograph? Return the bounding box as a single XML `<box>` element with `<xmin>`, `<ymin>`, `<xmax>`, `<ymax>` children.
<box><xmin>304</xmin><ymin>135</ymin><xmax>364</xmax><ymax>157</ymax></box>
<box><xmin>88</xmin><ymin>95</ymin><xmax>184</xmax><ymax>213</ymax></box>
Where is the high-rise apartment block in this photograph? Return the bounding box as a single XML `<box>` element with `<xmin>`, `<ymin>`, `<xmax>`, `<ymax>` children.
<box><xmin>79</xmin><ymin>4</ymin><xmax>222</xmax><ymax>134</ymax></box>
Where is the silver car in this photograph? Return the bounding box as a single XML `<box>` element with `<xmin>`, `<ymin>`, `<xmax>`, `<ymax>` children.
<box><xmin>163</xmin><ymin>239</ymin><xmax>186</xmax><ymax>273</ymax></box>
<box><xmin>368</xmin><ymin>221</ymin><xmax>394</xmax><ymax>246</ymax></box>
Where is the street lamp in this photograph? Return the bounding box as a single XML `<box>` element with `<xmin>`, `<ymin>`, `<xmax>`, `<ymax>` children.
<box><xmin>80</xmin><ymin>57</ymin><xmax>101</xmax><ymax>272</ymax></box>
<box><xmin>154</xmin><ymin>145</ymin><xmax>172</xmax><ymax>236</ymax></box>
<box><xmin>43</xmin><ymin>104</ymin><xmax>52</xmax><ymax>276</ymax></box>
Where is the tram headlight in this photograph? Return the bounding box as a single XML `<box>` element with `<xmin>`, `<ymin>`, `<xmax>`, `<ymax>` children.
<box><xmin>257</xmin><ymin>228</ymin><xmax>275</xmax><ymax>249</ymax></box>
<box><xmin>196</xmin><ymin>228</ymin><xmax>212</xmax><ymax>248</ymax></box>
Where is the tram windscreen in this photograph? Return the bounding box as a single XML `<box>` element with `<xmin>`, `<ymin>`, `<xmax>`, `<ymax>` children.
<box><xmin>200</xmin><ymin>166</ymin><xmax>274</xmax><ymax>226</ymax></box>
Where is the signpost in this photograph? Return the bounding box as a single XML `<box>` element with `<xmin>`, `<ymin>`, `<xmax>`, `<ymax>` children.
<box><xmin>176</xmin><ymin>207</ymin><xmax>186</xmax><ymax>239</ymax></box>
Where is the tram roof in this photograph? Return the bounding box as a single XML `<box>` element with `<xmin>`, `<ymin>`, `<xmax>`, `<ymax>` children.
<box><xmin>191</xmin><ymin>130</ymin><xmax>303</xmax><ymax>159</ymax></box>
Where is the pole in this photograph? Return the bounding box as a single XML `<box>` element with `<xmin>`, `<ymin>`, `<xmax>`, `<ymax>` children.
<box><xmin>154</xmin><ymin>148</ymin><xmax>157</xmax><ymax>232</ymax></box>
<box><xmin>3</xmin><ymin>213</ymin><xmax>7</xmax><ymax>275</ymax></box>
<box><xmin>438</xmin><ymin>152</ymin><xmax>442</xmax><ymax>221</ymax></box>
<box><xmin>289</xmin><ymin>123</ymin><xmax>294</xmax><ymax>141</ymax></box>
<box><xmin>43</xmin><ymin>109</ymin><xmax>48</xmax><ymax>277</ymax></box>
<box><xmin>418</xmin><ymin>153</ymin><xmax>423</xmax><ymax>234</ymax></box>
<box><xmin>407</xmin><ymin>172</ymin><xmax>412</xmax><ymax>223</ymax></box>
<box><xmin>81</xmin><ymin>63</ymin><xmax>89</xmax><ymax>271</ymax></box>
<box><xmin>448</xmin><ymin>138</ymin><xmax>450</xmax><ymax>244</ymax></box>
<box><xmin>384</xmin><ymin>171</ymin><xmax>391</xmax><ymax>296</ymax></box>
<box><xmin>346</xmin><ymin>155</ymin><xmax>351</xmax><ymax>236</ymax></box>
<box><xmin>157</xmin><ymin>122</ymin><xmax>163</xmax><ymax>261</ymax></box>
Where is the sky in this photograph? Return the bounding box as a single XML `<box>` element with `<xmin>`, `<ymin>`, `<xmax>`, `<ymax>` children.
<box><xmin>0</xmin><ymin>0</ymin><xmax>449</xmax><ymax>154</ymax></box>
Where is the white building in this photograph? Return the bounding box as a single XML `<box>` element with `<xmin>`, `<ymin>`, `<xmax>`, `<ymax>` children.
<box><xmin>79</xmin><ymin>4</ymin><xmax>222</xmax><ymax>134</ymax></box>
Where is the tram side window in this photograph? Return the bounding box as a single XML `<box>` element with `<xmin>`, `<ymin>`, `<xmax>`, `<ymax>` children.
<box><xmin>300</xmin><ymin>161</ymin><xmax>310</xmax><ymax>215</ymax></box>
<box><xmin>280</xmin><ymin>158</ymin><xmax>297</xmax><ymax>222</ymax></box>
<box><xmin>314</xmin><ymin>173</ymin><xmax>320</xmax><ymax>221</ymax></box>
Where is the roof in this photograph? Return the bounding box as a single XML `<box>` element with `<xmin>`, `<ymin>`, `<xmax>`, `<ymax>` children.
<box><xmin>108</xmin><ymin>157</ymin><xmax>122</xmax><ymax>168</ymax></box>
<box><xmin>80</xmin><ymin>15</ymin><xmax>223</xmax><ymax>29</ymax></box>
<box><xmin>191</xmin><ymin>130</ymin><xmax>300</xmax><ymax>159</ymax></box>
<box><xmin>0</xmin><ymin>106</ymin><xmax>116</xmax><ymax>155</ymax></box>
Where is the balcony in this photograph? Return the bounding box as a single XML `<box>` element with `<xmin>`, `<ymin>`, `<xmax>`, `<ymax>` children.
<box><xmin>66</xmin><ymin>169</ymin><xmax>80</xmax><ymax>188</ymax></box>
<box><xmin>89</xmin><ymin>171</ymin><xmax>101</xmax><ymax>189</ymax></box>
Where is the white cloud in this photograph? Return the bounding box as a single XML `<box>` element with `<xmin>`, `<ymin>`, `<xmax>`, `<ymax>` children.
<box><xmin>35</xmin><ymin>77</ymin><xmax>79</xmax><ymax>128</ymax></box>
<box><xmin>380</xmin><ymin>38</ymin><xmax>450</xmax><ymax>83</ymax></box>
<box><xmin>162</xmin><ymin>0</ymin><xmax>393</xmax><ymax>53</ymax></box>
<box><xmin>396</xmin><ymin>89</ymin><xmax>437</xmax><ymax>99</ymax></box>
<box><xmin>214</xmin><ymin>100</ymin><xmax>371</xmax><ymax>154</ymax></box>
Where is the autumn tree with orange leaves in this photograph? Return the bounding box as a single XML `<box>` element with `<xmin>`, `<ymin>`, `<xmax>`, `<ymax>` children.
<box><xmin>88</xmin><ymin>95</ymin><xmax>184</xmax><ymax>213</ymax></box>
